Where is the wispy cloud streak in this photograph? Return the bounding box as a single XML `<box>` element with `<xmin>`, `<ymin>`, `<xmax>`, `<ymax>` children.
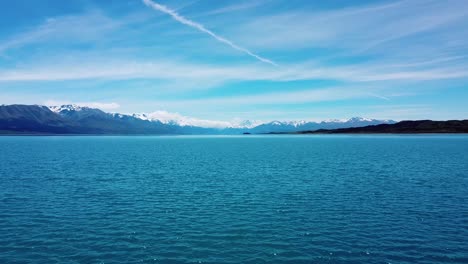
<box><xmin>142</xmin><ymin>0</ymin><xmax>277</xmax><ymax>66</ymax></box>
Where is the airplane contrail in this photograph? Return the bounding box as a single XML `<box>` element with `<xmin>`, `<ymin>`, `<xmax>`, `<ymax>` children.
<box><xmin>142</xmin><ymin>0</ymin><xmax>277</xmax><ymax>66</ymax></box>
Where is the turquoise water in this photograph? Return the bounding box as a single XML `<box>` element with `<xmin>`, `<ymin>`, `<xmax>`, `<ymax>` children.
<box><xmin>1</xmin><ymin>135</ymin><xmax>467</xmax><ymax>264</ymax></box>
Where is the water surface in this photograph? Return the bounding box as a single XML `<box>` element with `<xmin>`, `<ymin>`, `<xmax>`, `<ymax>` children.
<box><xmin>1</xmin><ymin>135</ymin><xmax>467</xmax><ymax>263</ymax></box>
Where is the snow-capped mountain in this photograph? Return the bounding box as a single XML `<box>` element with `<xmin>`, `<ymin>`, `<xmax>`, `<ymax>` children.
<box><xmin>49</xmin><ymin>104</ymin><xmax>87</xmax><ymax>113</ymax></box>
<box><xmin>129</xmin><ymin>111</ymin><xmax>396</xmax><ymax>131</ymax></box>
<box><xmin>42</xmin><ymin>104</ymin><xmax>181</xmax><ymax>134</ymax></box>
<box><xmin>265</xmin><ymin>120</ymin><xmax>307</xmax><ymax>127</ymax></box>
<box><xmin>131</xmin><ymin>111</ymin><xmax>262</xmax><ymax>129</ymax></box>
<box><xmin>247</xmin><ymin>117</ymin><xmax>396</xmax><ymax>133</ymax></box>
<box><xmin>0</xmin><ymin>104</ymin><xmax>399</xmax><ymax>134</ymax></box>
<box><xmin>126</xmin><ymin>108</ymin><xmax>396</xmax><ymax>132</ymax></box>
<box><xmin>229</xmin><ymin>119</ymin><xmax>264</xmax><ymax>129</ymax></box>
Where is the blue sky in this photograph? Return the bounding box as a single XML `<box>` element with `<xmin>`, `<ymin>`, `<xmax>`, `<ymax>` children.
<box><xmin>1</xmin><ymin>0</ymin><xmax>467</xmax><ymax>123</ymax></box>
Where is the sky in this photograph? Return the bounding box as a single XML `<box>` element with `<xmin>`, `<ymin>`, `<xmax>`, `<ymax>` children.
<box><xmin>0</xmin><ymin>0</ymin><xmax>467</xmax><ymax>125</ymax></box>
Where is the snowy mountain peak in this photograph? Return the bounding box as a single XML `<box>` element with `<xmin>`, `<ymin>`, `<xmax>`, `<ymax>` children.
<box><xmin>270</xmin><ymin>121</ymin><xmax>283</xmax><ymax>126</ymax></box>
<box><xmin>230</xmin><ymin>119</ymin><xmax>263</xmax><ymax>129</ymax></box>
<box><xmin>346</xmin><ymin>117</ymin><xmax>396</xmax><ymax>123</ymax></box>
<box><xmin>132</xmin><ymin>113</ymin><xmax>150</xmax><ymax>121</ymax></box>
<box><xmin>48</xmin><ymin>104</ymin><xmax>88</xmax><ymax>113</ymax></box>
<box><xmin>286</xmin><ymin>120</ymin><xmax>307</xmax><ymax>127</ymax></box>
<box><xmin>264</xmin><ymin>120</ymin><xmax>312</xmax><ymax>127</ymax></box>
<box><xmin>346</xmin><ymin>117</ymin><xmax>372</xmax><ymax>122</ymax></box>
<box><xmin>112</xmin><ymin>113</ymin><xmax>126</xmax><ymax>118</ymax></box>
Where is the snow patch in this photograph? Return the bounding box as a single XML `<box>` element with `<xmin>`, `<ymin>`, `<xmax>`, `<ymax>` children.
<box><xmin>48</xmin><ymin>104</ymin><xmax>86</xmax><ymax>113</ymax></box>
<box><xmin>132</xmin><ymin>111</ymin><xmax>264</xmax><ymax>129</ymax></box>
<box><xmin>45</xmin><ymin>101</ymin><xmax>120</xmax><ymax>111</ymax></box>
<box><xmin>132</xmin><ymin>111</ymin><xmax>232</xmax><ymax>129</ymax></box>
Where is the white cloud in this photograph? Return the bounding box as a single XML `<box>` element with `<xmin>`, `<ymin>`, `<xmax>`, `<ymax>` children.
<box><xmin>149</xmin><ymin>86</ymin><xmax>379</xmax><ymax>110</ymax></box>
<box><xmin>195</xmin><ymin>1</ymin><xmax>267</xmax><ymax>17</ymax></box>
<box><xmin>232</xmin><ymin>0</ymin><xmax>468</xmax><ymax>52</ymax></box>
<box><xmin>1</xmin><ymin>57</ymin><xmax>467</xmax><ymax>84</ymax></box>
<box><xmin>0</xmin><ymin>11</ymin><xmax>120</xmax><ymax>54</ymax></box>
<box><xmin>1</xmin><ymin>0</ymin><xmax>467</xmax><ymax>88</ymax></box>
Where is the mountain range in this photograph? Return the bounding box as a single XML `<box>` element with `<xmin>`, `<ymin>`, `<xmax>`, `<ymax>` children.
<box><xmin>0</xmin><ymin>104</ymin><xmax>396</xmax><ymax>134</ymax></box>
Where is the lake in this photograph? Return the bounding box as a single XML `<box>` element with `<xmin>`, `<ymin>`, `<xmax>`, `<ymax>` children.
<box><xmin>1</xmin><ymin>135</ymin><xmax>467</xmax><ymax>263</ymax></box>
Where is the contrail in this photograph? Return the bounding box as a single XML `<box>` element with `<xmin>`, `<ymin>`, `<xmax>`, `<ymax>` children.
<box><xmin>142</xmin><ymin>0</ymin><xmax>277</xmax><ymax>66</ymax></box>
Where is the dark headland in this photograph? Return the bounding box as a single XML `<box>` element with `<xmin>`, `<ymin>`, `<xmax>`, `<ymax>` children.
<box><xmin>283</xmin><ymin>120</ymin><xmax>468</xmax><ymax>134</ymax></box>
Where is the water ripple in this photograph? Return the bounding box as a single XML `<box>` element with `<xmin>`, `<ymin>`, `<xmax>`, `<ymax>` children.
<box><xmin>1</xmin><ymin>135</ymin><xmax>467</xmax><ymax>263</ymax></box>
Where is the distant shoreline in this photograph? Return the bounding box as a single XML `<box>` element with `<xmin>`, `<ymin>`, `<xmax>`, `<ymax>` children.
<box><xmin>2</xmin><ymin>132</ymin><xmax>468</xmax><ymax>136</ymax></box>
<box><xmin>269</xmin><ymin>120</ymin><xmax>468</xmax><ymax>134</ymax></box>
<box><xmin>1</xmin><ymin>105</ymin><xmax>467</xmax><ymax>135</ymax></box>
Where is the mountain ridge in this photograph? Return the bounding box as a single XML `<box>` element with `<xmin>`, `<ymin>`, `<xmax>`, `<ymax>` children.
<box><xmin>1</xmin><ymin>104</ymin><xmax>396</xmax><ymax>134</ymax></box>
